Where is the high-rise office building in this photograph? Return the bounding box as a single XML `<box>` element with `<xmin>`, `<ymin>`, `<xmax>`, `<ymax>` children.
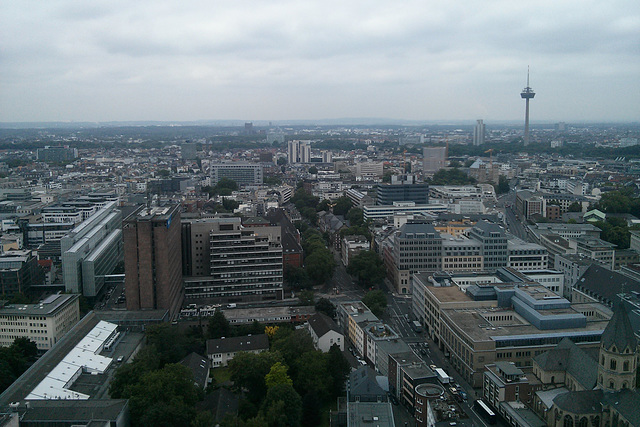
<box><xmin>123</xmin><ymin>205</ymin><xmax>183</xmax><ymax>317</ymax></box>
<box><xmin>182</xmin><ymin>216</ymin><xmax>283</xmax><ymax>303</ymax></box>
<box><xmin>473</xmin><ymin>119</ymin><xmax>485</xmax><ymax>146</ymax></box>
<box><xmin>287</xmin><ymin>140</ymin><xmax>311</xmax><ymax>164</ymax></box>
<box><xmin>423</xmin><ymin>146</ymin><xmax>447</xmax><ymax>173</ymax></box>
<box><xmin>467</xmin><ymin>220</ymin><xmax>508</xmax><ymax>271</ymax></box>
<box><xmin>210</xmin><ymin>162</ymin><xmax>263</xmax><ymax>186</ymax></box>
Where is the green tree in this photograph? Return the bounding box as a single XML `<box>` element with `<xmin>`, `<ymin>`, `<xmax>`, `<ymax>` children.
<box><xmin>207</xmin><ymin>310</ymin><xmax>231</xmax><ymax>339</ymax></box>
<box><xmin>568</xmin><ymin>201</ymin><xmax>583</xmax><ymax>212</ymax></box>
<box><xmin>277</xmin><ymin>157</ymin><xmax>287</xmax><ymax>166</ymax></box>
<box><xmin>125</xmin><ymin>363</ymin><xmax>200</xmax><ymax>427</ymax></box>
<box><xmin>332</xmin><ymin>196</ymin><xmax>353</xmax><ymax>216</ymax></box>
<box><xmin>316</xmin><ymin>199</ymin><xmax>331</xmax><ymax>212</ymax></box>
<box><xmin>346</xmin><ymin>208</ymin><xmax>365</xmax><ymax>227</ymax></box>
<box><xmin>304</xmin><ymin>249</ymin><xmax>335</xmax><ymax>286</ymax></box>
<box><xmin>429</xmin><ymin>168</ymin><xmax>476</xmax><ymax>185</ymax></box>
<box><xmin>110</xmin><ymin>345</ymin><xmax>162</xmax><ymax>398</ymax></box>
<box><xmin>284</xmin><ymin>266</ymin><xmax>310</xmax><ymax>289</ymax></box>
<box><xmin>222</xmin><ymin>197</ymin><xmax>239</xmax><ymax>211</ymax></box>
<box><xmin>295</xmin><ymin>351</ymin><xmax>330</xmax><ymax>401</ymax></box>
<box><xmin>495</xmin><ymin>175</ymin><xmax>510</xmax><ymax>194</ymax></box>
<box><xmin>362</xmin><ymin>290</ymin><xmax>388</xmax><ymax>317</ymax></box>
<box><xmin>297</xmin><ymin>290</ymin><xmax>315</xmax><ymax>306</ymax></box>
<box><xmin>191</xmin><ymin>411</ymin><xmax>216</xmax><ymax>427</ymax></box>
<box><xmin>228</xmin><ymin>351</ymin><xmax>284</xmax><ymax>403</ymax></box>
<box><xmin>382</xmin><ymin>172</ymin><xmax>393</xmax><ymax>183</ymax></box>
<box><xmin>271</xmin><ymin>329</ymin><xmax>316</xmax><ymax>379</ymax></box>
<box><xmin>449</xmin><ymin>160</ymin><xmax>461</xmax><ymax>168</ymax></box>
<box><xmin>301</xmin><ymin>392</ymin><xmax>322</xmax><ymax>427</ymax></box>
<box><xmin>347</xmin><ymin>250</ymin><xmax>386</xmax><ymax>287</ymax></box>
<box><xmin>327</xmin><ymin>344</ymin><xmax>351</xmax><ymax>398</ymax></box>
<box><xmin>262</xmin><ymin>384</ymin><xmax>302</xmax><ymax>427</ymax></box>
<box><xmin>158</xmin><ymin>169</ymin><xmax>171</xmax><ymax>177</ymax></box>
<box><xmin>214</xmin><ymin>178</ymin><xmax>238</xmax><ymax>195</ymax></box>
<box><xmin>265</xmin><ymin>362</ymin><xmax>293</xmax><ymax>389</ymax></box>
<box><xmin>308</xmin><ymin>166</ymin><xmax>318</xmax><ymax>174</ymax></box>
<box><xmin>315</xmin><ymin>298</ymin><xmax>336</xmax><ymax>318</ymax></box>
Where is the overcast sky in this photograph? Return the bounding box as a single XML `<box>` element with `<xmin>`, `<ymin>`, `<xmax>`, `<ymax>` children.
<box><xmin>1</xmin><ymin>0</ymin><xmax>639</xmax><ymax>123</ymax></box>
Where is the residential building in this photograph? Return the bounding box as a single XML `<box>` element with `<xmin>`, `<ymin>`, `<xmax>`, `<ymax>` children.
<box><xmin>210</xmin><ymin>162</ymin><xmax>263</xmax><ymax>185</ymax></box>
<box><xmin>336</xmin><ymin>301</ymin><xmax>378</xmax><ymax>360</ymax></box>
<box><xmin>0</xmin><ymin>293</ymin><xmax>80</xmax><ymax>350</ymax></box>
<box><xmin>287</xmin><ymin>140</ymin><xmax>311</xmax><ymax>164</ymax></box>
<box><xmin>388</xmin><ymin>351</ymin><xmax>435</xmax><ymax>406</ymax></box>
<box><xmin>307</xmin><ymin>312</ymin><xmax>344</xmax><ymax>352</ymax></box>
<box><xmin>473</xmin><ymin>119</ymin><xmax>486</xmax><ymax>146</ymax></box>
<box><xmin>179</xmin><ymin>352</ymin><xmax>211</xmax><ymax>390</ymax></box>
<box><xmin>123</xmin><ymin>205</ymin><xmax>183</xmax><ymax>318</ymax></box>
<box><xmin>341</xmin><ymin>234</ymin><xmax>369</xmax><ymax>266</ymax></box>
<box><xmin>423</xmin><ymin>146</ymin><xmax>447</xmax><ymax>173</ymax></box>
<box><xmin>483</xmin><ymin>362</ymin><xmax>542</xmax><ymax>416</ymax></box>
<box><xmin>61</xmin><ymin>201</ymin><xmax>123</xmax><ymax>297</ymax></box>
<box><xmin>206</xmin><ymin>334</ymin><xmax>269</xmax><ymax>367</ymax></box>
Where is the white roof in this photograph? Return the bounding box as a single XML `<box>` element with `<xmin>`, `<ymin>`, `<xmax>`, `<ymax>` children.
<box><xmin>26</xmin><ymin>320</ymin><xmax>117</xmax><ymax>400</ymax></box>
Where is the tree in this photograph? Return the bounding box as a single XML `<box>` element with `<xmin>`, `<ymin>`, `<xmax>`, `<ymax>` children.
<box><xmin>327</xmin><ymin>344</ymin><xmax>350</xmax><ymax>398</ymax></box>
<box><xmin>304</xmin><ymin>249</ymin><xmax>335</xmax><ymax>286</ymax></box>
<box><xmin>382</xmin><ymin>172</ymin><xmax>393</xmax><ymax>183</ymax></box>
<box><xmin>261</xmin><ymin>384</ymin><xmax>302</xmax><ymax>427</ymax></box>
<box><xmin>277</xmin><ymin>157</ymin><xmax>287</xmax><ymax>166</ymax></box>
<box><xmin>346</xmin><ymin>207</ymin><xmax>365</xmax><ymax>227</ymax></box>
<box><xmin>265</xmin><ymin>362</ymin><xmax>293</xmax><ymax>389</ymax></box>
<box><xmin>228</xmin><ymin>351</ymin><xmax>284</xmax><ymax>403</ymax></box>
<box><xmin>298</xmin><ymin>290</ymin><xmax>315</xmax><ymax>306</ymax></box>
<box><xmin>347</xmin><ymin>250</ymin><xmax>386</xmax><ymax>287</ymax></box>
<box><xmin>271</xmin><ymin>329</ymin><xmax>315</xmax><ymax>378</ymax></box>
<box><xmin>125</xmin><ymin>363</ymin><xmax>200</xmax><ymax>427</ymax></box>
<box><xmin>222</xmin><ymin>197</ymin><xmax>240</xmax><ymax>211</ymax></box>
<box><xmin>362</xmin><ymin>290</ymin><xmax>387</xmax><ymax>317</ymax></box>
<box><xmin>158</xmin><ymin>169</ymin><xmax>171</xmax><ymax>177</ymax></box>
<box><xmin>301</xmin><ymin>392</ymin><xmax>322</xmax><ymax>427</ymax></box>
<box><xmin>110</xmin><ymin>345</ymin><xmax>162</xmax><ymax>398</ymax></box>
<box><xmin>495</xmin><ymin>175</ymin><xmax>510</xmax><ymax>194</ymax></box>
<box><xmin>568</xmin><ymin>202</ymin><xmax>583</xmax><ymax>212</ymax></box>
<box><xmin>449</xmin><ymin>160</ymin><xmax>461</xmax><ymax>168</ymax></box>
<box><xmin>294</xmin><ymin>351</ymin><xmax>330</xmax><ymax>401</ymax></box>
<box><xmin>316</xmin><ymin>199</ymin><xmax>331</xmax><ymax>212</ymax></box>
<box><xmin>214</xmin><ymin>178</ymin><xmax>238</xmax><ymax>195</ymax></box>
<box><xmin>429</xmin><ymin>168</ymin><xmax>476</xmax><ymax>185</ymax></box>
<box><xmin>332</xmin><ymin>196</ymin><xmax>353</xmax><ymax>216</ymax></box>
<box><xmin>308</xmin><ymin>166</ymin><xmax>318</xmax><ymax>174</ymax></box>
<box><xmin>207</xmin><ymin>310</ymin><xmax>231</xmax><ymax>339</ymax></box>
<box><xmin>315</xmin><ymin>298</ymin><xmax>336</xmax><ymax>318</ymax></box>
<box><xmin>284</xmin><ymin>266</ymin><xmax>310</xmax><ymax>289</ymax></box>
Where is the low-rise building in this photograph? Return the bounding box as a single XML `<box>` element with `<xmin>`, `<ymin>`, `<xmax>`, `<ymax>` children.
<box><xmin>179</xmin><ymin>352</ymin><xmax>211</xmax><ymax>390</ymax></box>
<box><xmin>206</xmin><ymin>334</ymin><xmax>269</xmax><ymax>368</ymax></box>
<box><xmin>0</xmin><ymin>293</ymin><xmax>80</xmax><ymax>351</ymax></box>
<box><xmin>483</xmin><ymin>362</ymin><xmax>542</xmax><ymax>411</ymax></box>
<box><xmin>341</xmin><ymin>234</ymin><xmax>369</xmax><ymax>266</ymax></box>
<box><xmin>308</xmin><ymin>312</ymin><xmax>344</xmax><ymax>352</ymax></box>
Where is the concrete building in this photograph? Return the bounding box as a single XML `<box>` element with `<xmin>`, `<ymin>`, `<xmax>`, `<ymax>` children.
<box><xmin>375</xmin><ymin>176</ymin><xmax>429</xmax><ymax>206</ymax></box>
<box><xmin>307</xmin><ymin>312</ymin><xmax>344</xmax><ymax>352</ymax></box>
<box><xmin>206</xmin><ymin>334</ymin><xmax>269</xmax><ymax>367</ymax></box>
<box><xmin>468</xmin><ymin>220</ymin><xmax>508</xmax><ymax>272</ymax></box>
<box><xmin>341</xmin><ymin>234</ymin><xmax>369</xmax><ymax>266</ymax></box>
<box><xmin>571</xmin><ymin>236</ymin><xmax>616</xmax><ymax>269</ymax></box>
<box><xmin>210</xmin><ymin>162</ymin><xmax>263</xmax><ymax>185</ymax></box>
<box><xmin>441</xmin><ymin>233</ymin><xmax>484</xmax><ymax>273</ymax></box>
<box><xmin>423</xmin><ymin>146</ymin><xmax>447</xmax><ymax>173</ymax></box>
<box><xmin>363</xmin><ymin>202</ymin><xmax>447</xmax><ymax>222</ymax></box>
<box><xmin>36</xmin><ymin>146</ymin><xmax>78</xmax><ymax>162</ymax></box>
<box><xmin>287</xmin><ymin>140</ymin><xmax>311</xmax><ymax>164</ymax></box>
<box><xmin>345</xmin><ymin>189</ymin><xmax>375</xmax><ymax>209</ymax></box>
<box><xmin>61</xmin><ymin>201</ymin><xmax>123</xmax><ymax>297</ymax></box>
<box><xmin>123</xmin><ymin>205</ymin><xmax>183</xmax><ymax>318</ymax></box>
<box><xmin>355</xmin><ymin>162</ymin><xmax>384</xmax><ymax>179</ymax></box>
<box><xmin>0</xmin><ymin>250</ymin><xmax>44</xmax><ymax>296</ymax></box>
<box><xmin>182</xmin><ymin>215</ymin><xmax>283</xmax><ymax>304</ymax></box>
<box><xmin>0</xmin><ymin>293</ymin><xmax>80</xmax><ymax>351</ymax></box>
<box><xmin>473</xmin><ymin>119</ymin><xmax>486</xmax><ymax>146</ymax></box>
<box><xmin>507</xmin><ymin>237</ymin><xmax>548</xmax><ymax>271</ymax></box>
<box><xmin>392</xmin><ymin>222</ymin><xmax>443</xmax><ymax>294</ymax></box>
<box><xmin>483</xmin><ymin>362</ymin><xmax>542</xmax><ymax>415</ymax></box>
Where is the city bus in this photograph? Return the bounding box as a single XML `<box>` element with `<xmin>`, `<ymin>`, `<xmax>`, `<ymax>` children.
<box><xmin>474</xmin><ymin>399</ymin><xmax>497</xmax><ymax>425</ymax></box>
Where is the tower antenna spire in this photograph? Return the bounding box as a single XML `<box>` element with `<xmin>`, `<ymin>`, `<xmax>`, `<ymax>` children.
<box><xmin>527</xmin><ymin>65</ymin><xmax>530</xmax><ymax>87</ymax></box>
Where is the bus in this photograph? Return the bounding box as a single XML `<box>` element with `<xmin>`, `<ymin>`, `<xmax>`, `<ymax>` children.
<box><xmin>411</xmin><ymin>321</ymin><xmax>423</xmax><ymax>333</ymax></box>
<box><xmin>474</xmin><ymin>399</ymin><xmax>497</xmax><ymax>425</ymax></box>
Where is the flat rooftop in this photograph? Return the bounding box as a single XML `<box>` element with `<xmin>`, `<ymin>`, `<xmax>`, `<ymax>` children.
<box><xmin>442</xmin><ymin>308</ymin><xmax>610</xmax><ymax>343</ymax></box>
<box><xmin>347</xmin><ymin>401</ymin><xmax>395</xmax><ymax>427</ymax></box>
<box><xmin>428</xmin><ymin>285</ymin><xmax>472</xmax><ymax>303</ymax></box>
<box><xmin>0</xmin><ymin>294</ymin><xmax>78</xmax><ymax>316</ymax></box>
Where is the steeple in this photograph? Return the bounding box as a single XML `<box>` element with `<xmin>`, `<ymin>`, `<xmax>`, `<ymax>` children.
<box><xmin>602</xmin><ymin>302</ymin><xmax>637</xmax><ymax>353</ymax></box>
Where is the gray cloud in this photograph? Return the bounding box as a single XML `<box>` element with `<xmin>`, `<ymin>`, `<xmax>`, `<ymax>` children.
<box><xmin>1</xmin><ymin>0</ymin><xmax>638</xmax><ymax>122</ymax></box>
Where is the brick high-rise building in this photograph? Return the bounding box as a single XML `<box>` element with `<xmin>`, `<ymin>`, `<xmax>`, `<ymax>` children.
<box><xmin>123</xmin><ymin>205</ymin><xmax>183</xmax><ymax>317</ymax></box>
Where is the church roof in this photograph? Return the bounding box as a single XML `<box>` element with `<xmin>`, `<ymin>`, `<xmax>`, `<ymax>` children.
<box><xmin>601</xmin><ymin>303</ymin><xmax>637</xmax><ymax>353</ymax></box>
<box><xmin>533</xmin><ymin>338</ymin><xmax>598</xmax><ymax>390</ymax></box>
<box><xmin>553</xmin><ymin>390</ymin><xmax>604</xmax><ymax>414</ymax></box>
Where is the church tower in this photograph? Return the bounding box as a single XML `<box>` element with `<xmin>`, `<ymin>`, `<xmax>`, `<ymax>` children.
<box><xmin>597</xmin><ymin>302</ymin><xmax>638</xmax><ymax>391</ymax></box>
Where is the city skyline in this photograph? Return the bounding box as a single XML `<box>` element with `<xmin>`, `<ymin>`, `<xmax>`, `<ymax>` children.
<box><xmin>1</xmin><ymin>0</ymin><xmax>639</xmax><ymax>123</ymax></box>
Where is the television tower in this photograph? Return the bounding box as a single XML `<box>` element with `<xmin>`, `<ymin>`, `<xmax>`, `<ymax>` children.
<box><xmin>520</xmin><ymin>67</ymin><xmax>535</xmax><ymax>146</ymax></box>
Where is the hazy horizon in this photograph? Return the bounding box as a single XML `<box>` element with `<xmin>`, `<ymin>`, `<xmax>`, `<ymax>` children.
<box><xmin>2</xmin><ymin>1</ymin><xmax>639</xmax><ymax>123</ymax></box>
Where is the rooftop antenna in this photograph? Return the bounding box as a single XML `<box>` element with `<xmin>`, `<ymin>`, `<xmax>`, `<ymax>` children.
<box><xmin>520</xmin><ymin>66</ymin><xmax>536</xmax><ymax>146</ymax></box>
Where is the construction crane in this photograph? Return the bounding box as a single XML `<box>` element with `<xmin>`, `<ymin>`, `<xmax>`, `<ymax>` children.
<box><xmin>484</xmin><ymin>149</ymin><xmax>493</xmax><ymax>167</ymax></box>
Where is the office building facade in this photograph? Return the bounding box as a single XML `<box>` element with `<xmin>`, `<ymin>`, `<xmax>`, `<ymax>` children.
<box><xmin>210</xmin><ymin>162</ymin><xmax>263</xmax><ymax>186</ymax></box>
<box><xmin>423</xmin><ymin>146</ymin><xmax>447</xmax><ymax>173</ymax></box>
